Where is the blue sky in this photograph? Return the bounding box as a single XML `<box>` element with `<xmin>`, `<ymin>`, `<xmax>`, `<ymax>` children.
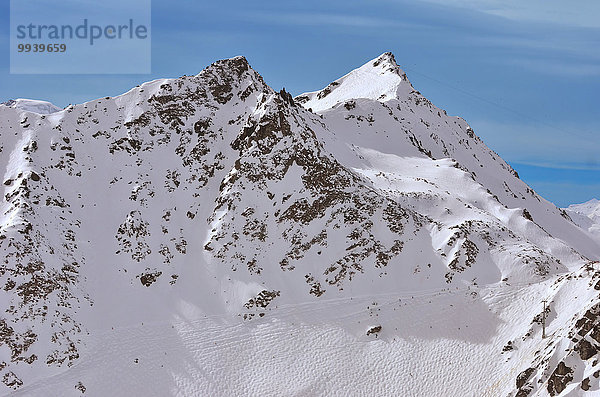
<box><xmin>1</xmin><ymin>0</ymin><xmax>598</xmax><ymax>207</ymax></box>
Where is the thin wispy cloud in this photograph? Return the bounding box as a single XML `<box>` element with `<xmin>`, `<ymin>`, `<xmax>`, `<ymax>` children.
<box><xmin>465</xmin><ymin>35</ymin><xmax>600</xmax><ymax>61</ymax></box>
<box><xmin>505</xmin><ymin>58</ymin><xmax>600</xmax><ymax>77</ymax></box>
<box><xmin>418</xmin><ymin>0</ymin><xmax>600</xmax><ymax>28</ymax></box>
<box><xmin>512</xmin><ymin>161</ymin><xmax>600</xmax><ymax>172</ymax></box>
<box><xmin>240</xmin><ymin>11</ymin><xmax>421</xmax><ymax>30</ymax></box>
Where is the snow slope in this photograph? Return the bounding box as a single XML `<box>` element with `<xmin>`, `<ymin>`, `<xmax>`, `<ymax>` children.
<box><xmin>1</xmin><ymin>99</ymin><xmax>62</xmax><ymax>115</ymax></box>
<box><xmin>297</xmin><ymin>52</ymin><xmax>415</xmax><ymax>113</ymax></box>
<box><xmin>1</xmin><ymin>53</ymin><xmax>599</xmax><ymax>396</ymax></box>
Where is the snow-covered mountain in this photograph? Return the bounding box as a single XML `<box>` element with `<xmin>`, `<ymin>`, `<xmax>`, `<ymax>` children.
<box><xmin>569</xmin><ymin>199</ymin><xmax>600</xmax><ymax>220</ymax></box>
<box><xmin>1</xmin><ymin>53</ymin><xmax>599</xmax><ymax>396</ymax></box>
<box><xmin>565</xmin><ymin>199</ymin><xmax>600</xmax><ymax>243</ymax></box>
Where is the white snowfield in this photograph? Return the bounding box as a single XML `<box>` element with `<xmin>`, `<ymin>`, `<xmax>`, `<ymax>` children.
<box><xmin>1</xmin><ymin>99</ymin><xmax>62</xmax><ymax>115</ymax></box>
<box><xmin>1</xmin><ymin>53</ymin><xmax>599</xmax><ymax>396</ymax></box>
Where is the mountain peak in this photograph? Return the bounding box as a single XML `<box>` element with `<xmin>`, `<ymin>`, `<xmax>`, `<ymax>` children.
<box><xmin>205</xmin><ymin>55</ymin><xmax>250</xmax><ymax>72</ymax></box>
<box><xmin>371</xmin><ymin>51</ymin><xmax>401</xmax><ymax>72</ymax></box>
<box><xmin>199</xmin><ymin>55</ymin><xmax>254</xmax><ymax>81</ymax></box>
<box><xmin>179</xmin><ymin>55</ymin><xmax>272</xmax><ymax>106</ymax></box>
<box><xmin>295</xmin><ymin>52</ymin><xmax>413</xmax><ymax>112</ymax></box>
